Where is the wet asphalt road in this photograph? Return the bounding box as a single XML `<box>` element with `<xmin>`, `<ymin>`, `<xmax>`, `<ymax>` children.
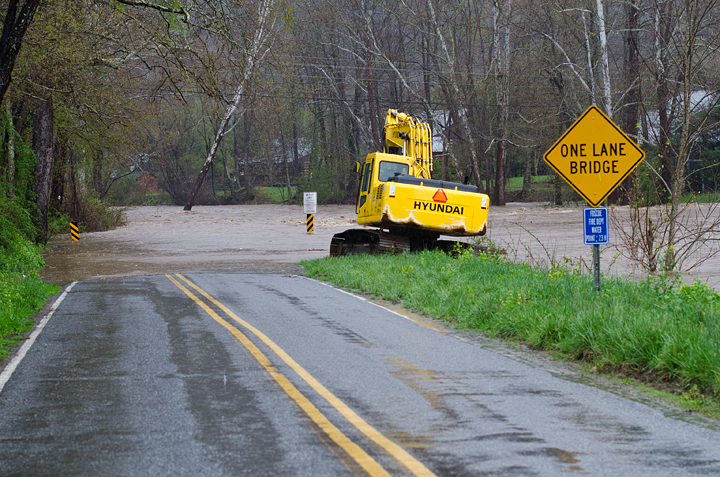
<box><xmin>2</xmin><ymin>272</ymin><xmax>720</xmax><ymax>476</ymax></box>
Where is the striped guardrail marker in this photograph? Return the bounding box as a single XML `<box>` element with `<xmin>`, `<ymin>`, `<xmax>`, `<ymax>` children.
<box><xmin>304</xmin><ymin>192</ymin><xmax>316</xmax><ymax>234</ymax></box>
<box><xmin>70</xmin><ymin>222</ymin><xmax>79</xmax><ymax>241</ymax></box>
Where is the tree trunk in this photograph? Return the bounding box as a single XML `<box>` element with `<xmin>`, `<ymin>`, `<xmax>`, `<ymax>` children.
<box><xmin>292</xmin><ymin>121</ymin><xmax>299</xmax><ymax>176</ymax></box>
<box><xmin>366</xmin><ymin>34</ymin><xmax>381</xmax><ymax>151</ymax></box>
<box><xmin>5</xmin><ymin>102</ymin><xmax>15</xmax><ymax>197</ymax></box>
<box><xmin>554</xmin><ymin>172</ymin><xmax>563</xmax><ymax>206</ymax></box>
<box><xmin>520</xmin><ymin>151</ymin><xmax>533</xmax><ymax>200</ymax></box>
<box><xmin>242</xmin><ymin>110</ymin><xmax>253</xmax><ymax>194</ymax></box>
<box><xmin>493</xmin><ymin>0</ymin><xmax>510</xmax><ymax>206</ymax></box>
<box><xmin>93</xmin><ymin>149</ymin><xmax>104</xmax><ymax>198</ymax></box>
<box><xmin>655</xmin><ymin>1</ymin><xmax>673</xmax><ymax>203</ymax></box>
<box><xmin>611</xmin><ymin>0</ymin><xmax>640</xmax><ymax>205</ymax></box>
<box><xmin>33</xmin><ymin>95</ymin><xmax>53</xmax><ymax>241</ymax></box>
<box><xmin>596</xmin><ymin>0</ymin><xmax>613</xmax><ymax>117</ymax></box>
<box><xmin>0</xmin><ymin>0</ymin><xmax>41</xmax><ymax>105</ymax></box>
<box><xmin>281</xmin><ymin>130</ymin><xmax>292</xmax><ymax>202</ymax></box>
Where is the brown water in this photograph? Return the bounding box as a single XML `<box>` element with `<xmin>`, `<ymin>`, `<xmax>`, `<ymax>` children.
<box><xmin>42</xmin><ymin>203</ymin><xmax>720</xmax><ymax>291</ymax></box>
<box><xmin>41</xmin><ymin>205</ymin><xmax>356</xmax><ymax>285</ymax></box>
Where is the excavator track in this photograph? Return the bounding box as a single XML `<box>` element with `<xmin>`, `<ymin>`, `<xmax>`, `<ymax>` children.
<box><xmin>329</xmin><ymin>229</ymin><xmax>492</xmax><ymax>257</ymax></box>
<box><xmin>329</xmin><ymin>229</ymin><xmax>410</xmax><ymax>256</ymax></box>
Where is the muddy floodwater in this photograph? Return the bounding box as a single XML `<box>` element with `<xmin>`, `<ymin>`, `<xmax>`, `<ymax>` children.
<box><xmin>41</xmin><ymin>205</ymin><xmax>356</xmax><ymax>285</ymax></box>
<box><xmin>41</xmin><ymin>203</ymin><xmax>720</xmax><ymax>291</ymax></box>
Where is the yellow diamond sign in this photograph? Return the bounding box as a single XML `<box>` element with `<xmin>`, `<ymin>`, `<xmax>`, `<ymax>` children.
<box><xmin>544</xmin><ymin>105</ymin><xmax>645</xmax><ymax>207</ymax></box>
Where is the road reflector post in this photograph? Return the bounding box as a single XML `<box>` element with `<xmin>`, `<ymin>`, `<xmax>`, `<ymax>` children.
<box><xmin>70</xmin><ymin>222</ymin><xmax>79</xmax><ymax>241</ymax></box>
<box><xmin>303</xmin><ymin>192</ymin><xmax>317</xmax><ymax>235</ymax></box>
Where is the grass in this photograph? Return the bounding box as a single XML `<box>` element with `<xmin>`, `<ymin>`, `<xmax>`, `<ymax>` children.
<box><xmin>504</xmin><ymin>175</ymin><xmax>553</xmax><ymax>188</ymax></box>
<box><xmin>300</xmin><ymin>250</ymin><xmax>720</xmax><ymax>416</ymax></box>
<box><xmin>255</xmin><ymin>186</ymin><xmax>297</xmax><ymax>203</ymax></box>
<box><xmin>682</xmin><ymin>192</ymin><xmax>720</xmax><ymax>204</ymax></box>
<box><xmin>0</xmin><ymin>273</ymin><xmax>59</xmax><ymax>360</ymax></box>
<box><xmin>0</xmin><ymin>211</ymin><xmax>61</xmax><ymax>360</ymax></box>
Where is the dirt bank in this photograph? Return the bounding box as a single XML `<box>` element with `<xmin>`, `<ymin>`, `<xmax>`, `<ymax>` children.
<box><xmin>41</xmin><ymin>203</ymin><xmax>720</xmax><ymax>291</ymax></box>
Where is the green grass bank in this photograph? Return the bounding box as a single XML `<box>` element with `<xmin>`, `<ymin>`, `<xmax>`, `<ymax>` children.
<box><xmin>0</xmin><ymin>213</ymin><xmax>60</xmax><ymax>360</ymax></box>
<box><xmin>301</xmin><ymin>250</ymin><xmax>720</xmax><ymax>413</ymax></box>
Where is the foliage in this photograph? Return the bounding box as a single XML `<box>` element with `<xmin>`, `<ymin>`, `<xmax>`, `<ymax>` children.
<box><xmin>72</xmin><ymin>194</ymin><xmax>126</xmax><ymax>232</ymax></box>
<box><xmin>254</xmin><ymin>186</ymin><xmax>298</xmax><ymax>203</ymax></box>
<box><xmin>297</xmin><ymin>160</ymin><xmax>351</xmax><ymax>204</ymax></box>
<box><xmin>0</xmin><ymin>213</ymin><xmax>59</xmax><ymax>360</ymax></box>
<box><xmin>301</xmin><ymin>251</ymin><xmax>720</xmax><ymax>399</ymax></box>
<box><xmin>0</xmin><ymin>114</ymin><xmax>37</xmax><ymax>215</ymax></box>
<box><xmin>0</xmin><ymin>194</ymin><xmax>37</xmax><ymax>245</ymax></box>
<box><xmin>0</xmin><ymin>213</ymin><xmax>43</xmax><ymax>275</ymax></box>
<box><xmin>683</xmin><ymin>105</ymin><xmax>720</xmax><ymax>194</ymax></box>
<box><xmin>0</xmin><ymin>272</ymin><xmax>58</xmax><ymax>360</ymax></box>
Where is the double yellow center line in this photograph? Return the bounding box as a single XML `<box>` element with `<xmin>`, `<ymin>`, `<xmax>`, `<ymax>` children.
<box><xmin>166</xmin><ymin>274</ymin><xmax>435</xmax><ymax>477</ymax></box>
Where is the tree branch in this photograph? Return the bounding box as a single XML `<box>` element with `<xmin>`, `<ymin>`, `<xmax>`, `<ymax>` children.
<box><xmin>114</xmin><ymin>0</ymin><xmax>190</xmax><ymax>23</ymax></box>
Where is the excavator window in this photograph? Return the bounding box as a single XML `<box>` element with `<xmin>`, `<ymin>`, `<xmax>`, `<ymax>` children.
<box><xmin>378</xmin><ymin>161</ymin><xmax>409</xmax><ymax>182</ymax></box>
<box><xmin>361</xmin><ymin>162</ymin><xmax>372</xmax><ymax>193</ymax></box>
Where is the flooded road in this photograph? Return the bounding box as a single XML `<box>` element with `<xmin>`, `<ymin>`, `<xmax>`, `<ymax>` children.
<box><xmin>3</xmin><ymin>203</ymin><xmax>716</xmax><ymax>475</ymax></box>
<box><xmin>41</xmin><ymin>203</ymin><xmax>720</xmax><ymax>290</ymax></box>
<box><xmin>41</xmin><ymin>205</ymin><xmax>357</xmax><ymax>285</ymax></box>
<box><xmin>2</xmin><ymin>272</ymin><xmax>720</xmax><ymax>476</ymax></box>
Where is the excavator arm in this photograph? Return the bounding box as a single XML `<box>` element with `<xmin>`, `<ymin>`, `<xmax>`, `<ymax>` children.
<box><xmin>383</xmin><ymin>109</ymin><xmax>433</xmax><ymax>179</ymax></box>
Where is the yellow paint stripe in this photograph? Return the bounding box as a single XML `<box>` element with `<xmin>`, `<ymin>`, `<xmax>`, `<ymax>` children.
<box><xmin>175</xmin><ymin>274</ymin><xmax>436</xmax><ymax>477</ymax></box>
<box><xmin>165</xmin><ymin>275</ymin><xmax>391</xmax><ymax>477</ymax></box>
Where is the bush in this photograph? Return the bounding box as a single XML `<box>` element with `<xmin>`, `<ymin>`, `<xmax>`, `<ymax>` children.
<box><xmin>0</xmin><ymin>214</ymin><xmax>43</xmax><ymax>275</ymax></box>
<box><xmin>0</xmin><ymin>194</ymin><xmax>37</xmax><ymax>244</ymax></box>
<box><xmin>0</xmin><ymin>213</ymin><xmax>60</xmax><ymax>360</ymax></box>
<box><xmin>77</xmin><ymin>195</ymin><xmax>125</xmax><ymax>232</ymax></box>
<box><xmin>60</xmin><ymin>192</ymin><xmax>126</xmax><ymax>233</ymax></box>
<box><xmin>297</xmin><ymin>161</ymin><xmax>351</xmax><ymax>204</ymax></box>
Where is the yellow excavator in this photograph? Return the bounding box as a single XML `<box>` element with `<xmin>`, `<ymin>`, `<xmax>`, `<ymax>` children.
<box><xmin>330</xmin><ymin>109</ymin><xmax>490</xmax><ymax>256</ymax></box>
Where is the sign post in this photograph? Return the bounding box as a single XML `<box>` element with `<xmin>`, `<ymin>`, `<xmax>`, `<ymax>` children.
<box><xmin>303</xmin><ymin>192</ymin><xmax>317</xmax><ymax>234</ymax></box>
<box><xmin>544</xmin><ymin>105</ymin><xmax>644</xmax><ymax>291</ymax></box>
<box><xmin>583</xmin><ymin>207</ymin><xmax>608</xmax><ymax>291</ymax></box>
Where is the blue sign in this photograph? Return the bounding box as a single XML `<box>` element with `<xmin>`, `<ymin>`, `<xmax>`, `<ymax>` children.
<box><xmin>583</xmin><ymin>207</ymin><xmax>608</xmax><ymax>245</ymax></box>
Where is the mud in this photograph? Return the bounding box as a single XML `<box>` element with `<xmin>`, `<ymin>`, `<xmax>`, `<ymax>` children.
<box><xmin>41</xmin><ymin>203</ymin><xmax>720</xmax><ymax>291</ymax></box>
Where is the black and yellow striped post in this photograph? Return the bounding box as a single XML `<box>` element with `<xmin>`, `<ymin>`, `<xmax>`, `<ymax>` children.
<box><xmin>70</xmin><ymin>222</ymin><xmax>79</xmax><ymax>241</ymax></box>
<box><xmin>303</xmin><ymin>192</ymin><xmax>316</xmax><ymax>234</ymax></box>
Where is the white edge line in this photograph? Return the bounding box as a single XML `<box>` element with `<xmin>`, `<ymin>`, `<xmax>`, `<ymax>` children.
<box><xmin>300</xmin><ymin>276</ymin><xmax>413</xmax><ymax>322</ymax></box>
<box><xmin>0</xmin><ymin>281</ymin><xmax>77</xmax><ymax>394</ymax></box>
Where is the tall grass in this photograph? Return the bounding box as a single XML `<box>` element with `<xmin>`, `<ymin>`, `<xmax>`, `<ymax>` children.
<box><xmin>0</xmin><ymin>274</ymin><xmax>58</xmax><ymax>359</ymax></box>
<box><xmin>301</xmin><ymin>251</ymin><xmax>720</xmax><ymax>397</ymax></box>
<box><xmin>0</xmin><ymin>209</ymin><xmax>60</xmax><ymax>360</ymax></box>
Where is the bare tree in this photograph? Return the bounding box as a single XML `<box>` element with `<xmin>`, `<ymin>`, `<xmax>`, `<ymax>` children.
<box><xmin>184</xmin><ymin>0</ymin><xmax>279</xmax><ymax>210</ymax></box>
<box><xmin>493</xmin><ymin>0</ymin><xmax>511</xmax><ymax>205</ymax></box>
<box><xmin>651</xmin><ymin>0</ymin><xmax>720</xmax><ymax>270</ymax></box>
